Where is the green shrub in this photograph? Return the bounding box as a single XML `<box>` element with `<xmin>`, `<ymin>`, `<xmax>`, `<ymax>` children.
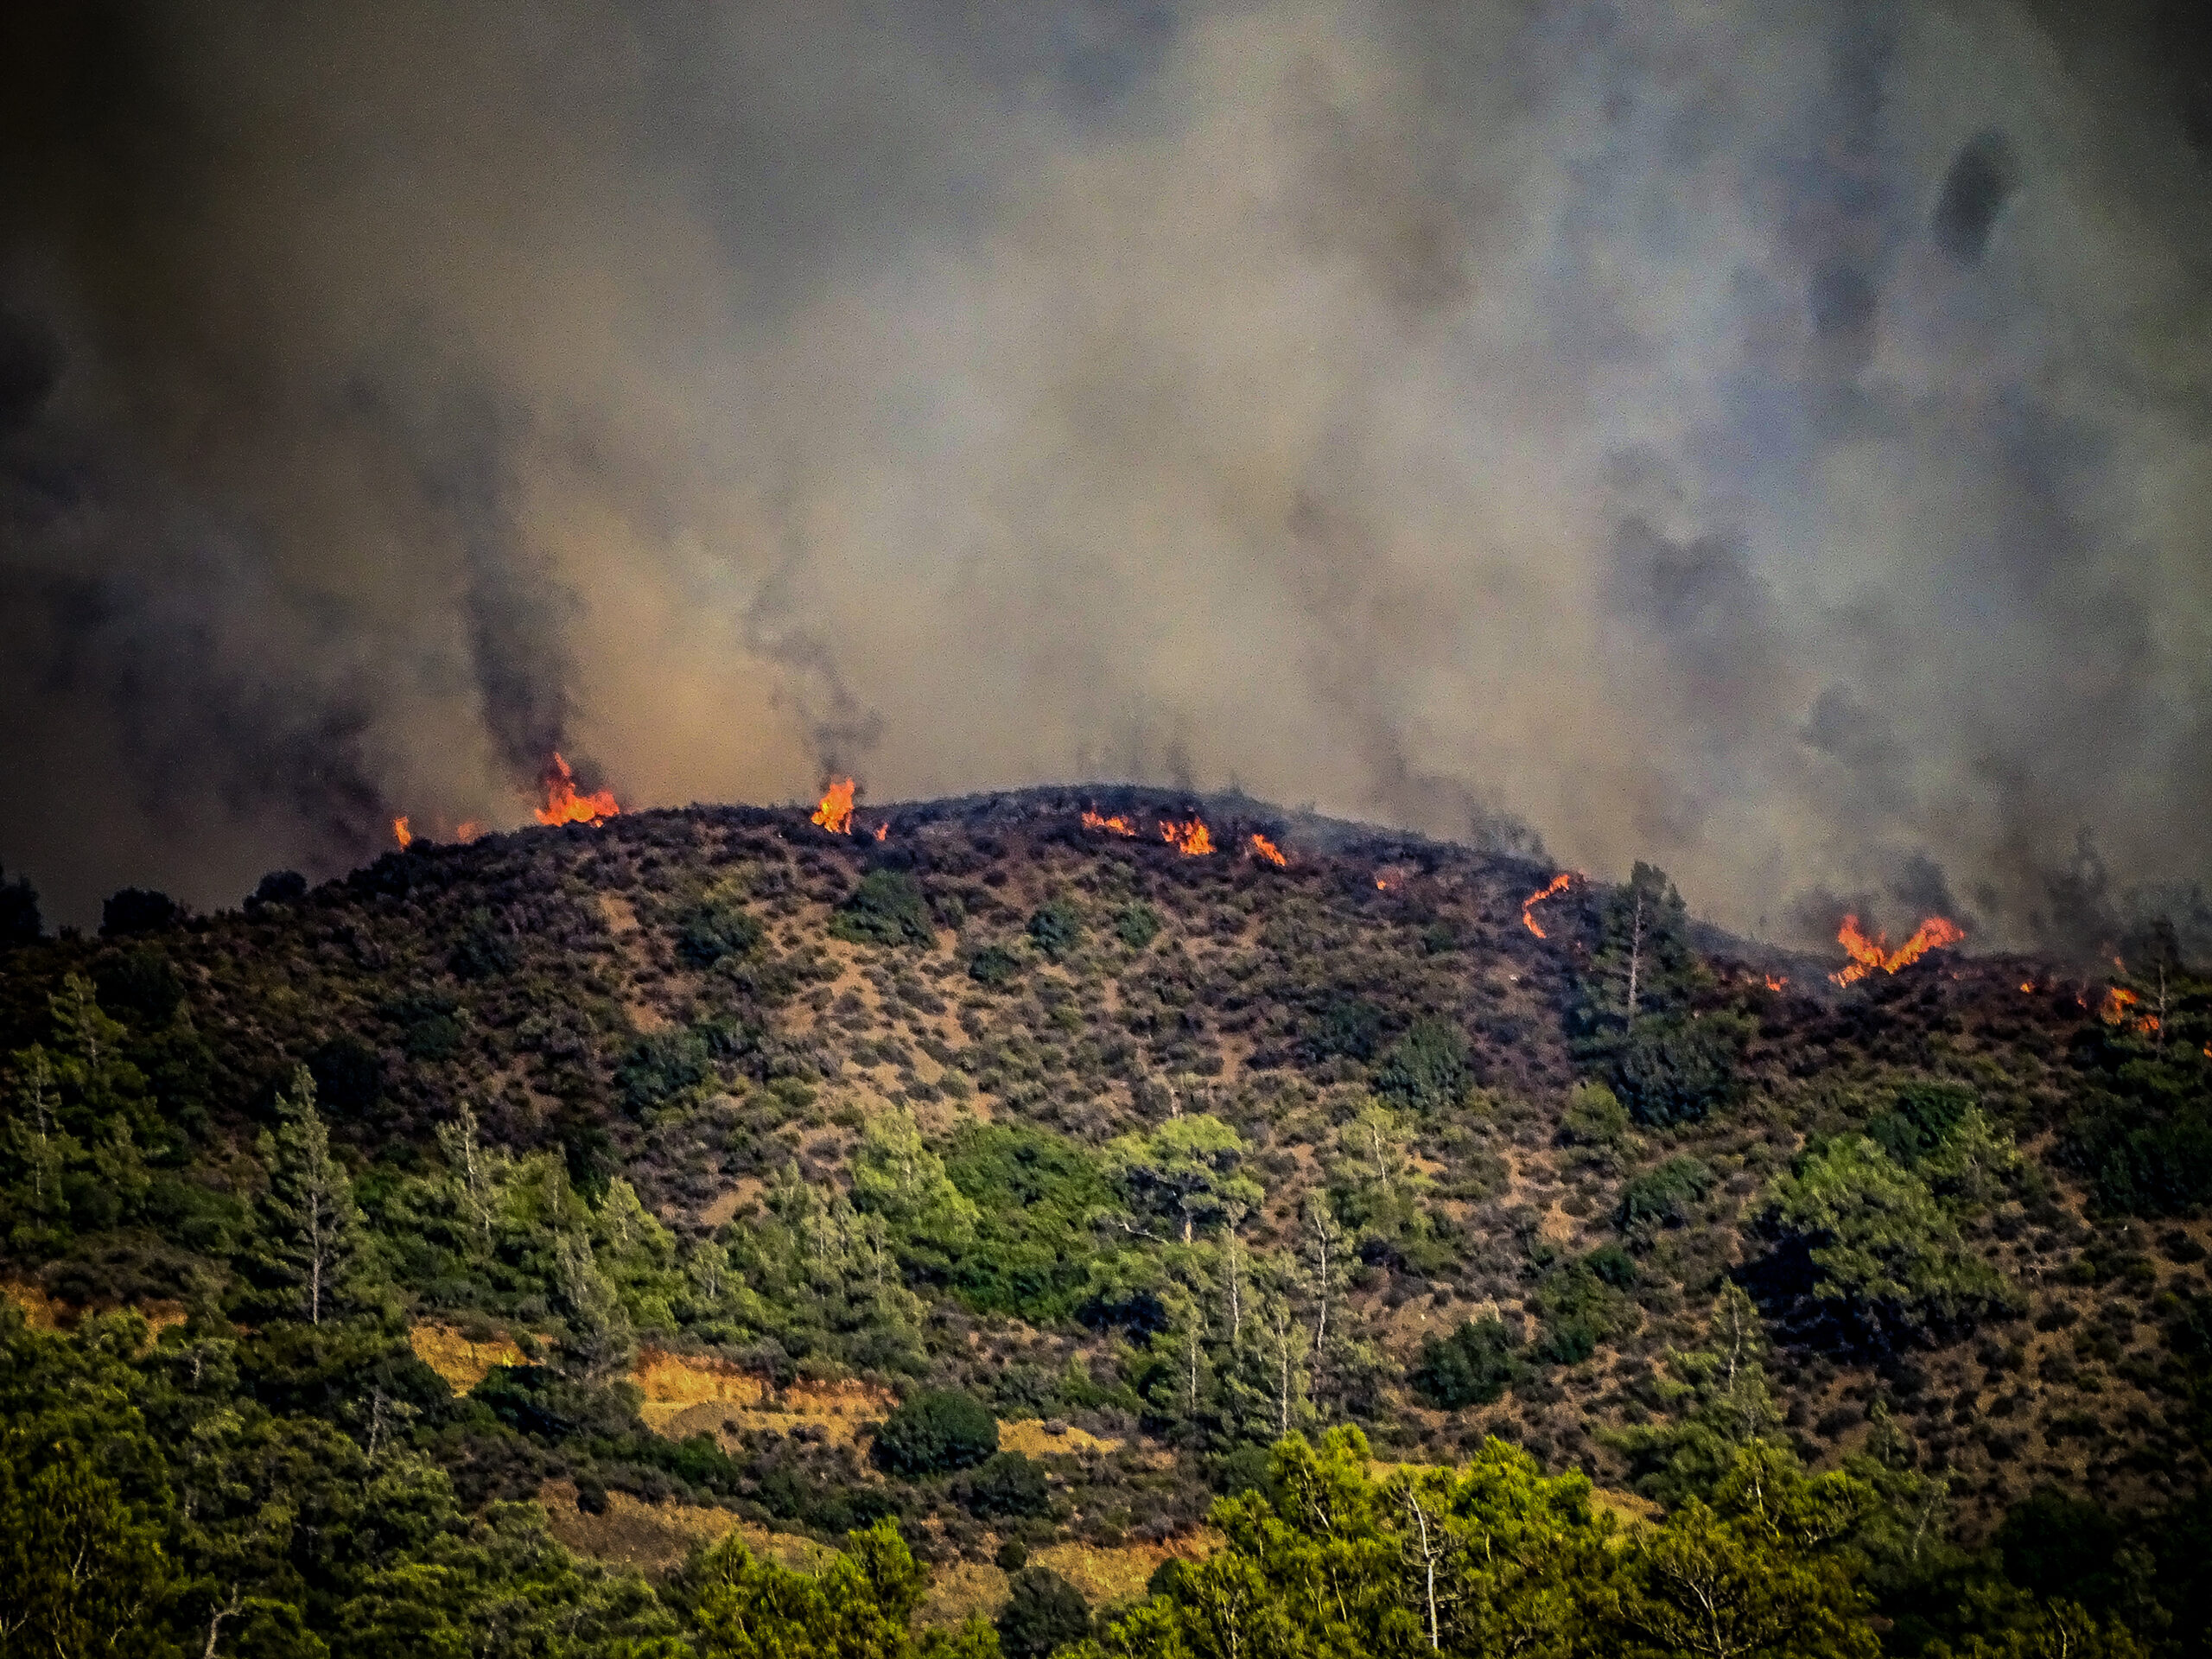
<box><xmin>677</xmin><ymin>900</ymin><xmax>765</xmax><ymax>968</ymax></box>
<box><xmin>963</xmin><ymin>1450</ymin><xmax>1048</xmax><ymax>1517</ymax></box>
<box><xmin>1028</xmin><ymin>898</ymin><xmax>1084</xmax><ymax>961</ymax></box>
<box><xmin>1114</xmin><ymin>903</ymin><xmax>1161</xmax><ymax>949</ymax></box>
<box><xmin>997</xmin><ymin>1567</ymin><xmax>1091</xmax><ymax>1659</ymax></box>
<box><xmin>1618</xmin><ymin>1155</ymin><xmax>1716</xmax><ymax>1233</ymax></box>
<box><xmin>616</xmin><ymin>1030</ymin><xmax>709</xmax><ymax>1114</ymax></box>
<box><xmin>1307</xmin><ymin>998</ymin><xmax>1384</xmax><ymax>1064</ymax></box>
<box><xmin>1375</xmin><ymin>1019</ymin><xmax>1471</xmax><ymax>1113</ymax></box>
<box><xmin>871</xmin><ymin>1389</ymin><xmax>998</xmax><ymax>1476</ymax></box>
<box><xmin>1611</xmin><ymin>1014</ymin><xmax>1746</xmax><ymax>1126</ymax></box>
<box><xmin>1560</xmin><ymin>1080</ymin><xmax>1630</xmax><ymax>1147</ymax></box>
<box><xmin>830</xmin><ymin>870</ymin><xmax>935</xmax><ymax>947</ymax></box>
<box><xmin>1411</xmin><ymin>1317</ymin><xmax>1520</xmax><ymax>1408</ymax></box>
<box><xmin>969</xmin><ymin>944</ymin><xmax>1022</xmax><ymax>987</ymax></box>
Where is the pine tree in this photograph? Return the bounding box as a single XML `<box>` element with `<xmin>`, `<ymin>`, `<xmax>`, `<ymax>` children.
<box><xmin>254</xmin><ymin>1066</ymin><xmax>365</xmax><ymax>1326</ymax></box>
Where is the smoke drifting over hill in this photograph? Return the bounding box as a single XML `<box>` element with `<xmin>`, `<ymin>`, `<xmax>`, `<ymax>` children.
<box><xmin>1</xmin><ymin>1</ymin><xmax>2208</xmax><ymax>948</ymax></box>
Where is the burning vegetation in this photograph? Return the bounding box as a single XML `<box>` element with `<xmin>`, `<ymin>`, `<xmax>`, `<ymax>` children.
<box><xmin>1082</xmin><ymin>809</ymin><xmax>1139</xmax><ymax>837</ymax></box>
<box><xmin>1157</xmin><ymin>817</ymin><xmax>1214</xmax><ymax>856</ymax></box>
<box><xmin>1520</xmin><ymin>871</ymin><xmax>1574</xmax><ymax>938</ymax></box>
<box><xmin>535</xmin><ymin>753</ymin><xmax>620</xmax><ymax>827</ymax></box>
<box><xmin>1829</xmin><ymin>913</ymin><xmax>1966</xmax><ymax>985</ymax></box>
<box><xmin>1248</xmin><ymin>832</ymin><xmax>1287</xmax><ymax>868</ymax></box>
<box><xmin>811</xmin><ymin>779</ymin><xmax>856</xmax><ymax>836</ymax></box>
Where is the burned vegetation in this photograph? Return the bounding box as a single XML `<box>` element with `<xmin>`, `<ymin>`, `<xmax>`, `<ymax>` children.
<box><xmin>3</xmin><ymin>785</ymin><xmax>2211</xmax><ymax>1656</ymax></box>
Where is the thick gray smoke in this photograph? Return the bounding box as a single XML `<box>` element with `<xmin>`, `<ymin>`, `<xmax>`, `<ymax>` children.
<box><xmin>1</xmin><ymin>0</ymin><xmax>2208</xmax><ymax>952</ymax></box>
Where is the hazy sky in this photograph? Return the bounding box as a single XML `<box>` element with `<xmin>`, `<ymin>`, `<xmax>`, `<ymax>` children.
<box><xmin>2</xmin><ymin>1</ymin><xmax>2208</xmax><ymax>950</ymax></box>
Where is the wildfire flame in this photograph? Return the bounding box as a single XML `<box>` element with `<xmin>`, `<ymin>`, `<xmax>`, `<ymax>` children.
<box><xmin>2019</xmin><ymin>982</ymin><xmax>2034</xmax><ymax>995</ymax></box>
<box><xmin>812</xmin><ymin>779</ymin><xmax>855</xmax><ymax>835</ymax></box>
<box><xmin>1375</xmin><ymin>868</ymin><xmax>1403</xmax><ymax>892</ymax></box>
<box><xmin>2101</xmin><ymin>985</ymin><xmax>2161</xmax><ymax>1035</ymax></box>
<box><xmin>1160</xmin><ymin>817</ymin><xmax>1215</xmax><ymax>856</ymax></box>
<box><xmin>536</xmin><ymin>753</ymin><xmax>620</xmax><ymax>827</ymax></box>
<box><xmin>1082</xmin><ymin>809</ymin><xmax>1139</xmax><ymax>837</ymax></box>
<box><xmin>1765</xmin><ymin>974</ymin><xmax>1789</xmax><ymax>993</ymax></box>
<box><xmin>1521</xmin><ymin>872</ymin><xmax>1573</xmax><ymax>939</ymax></box>
<box><xmin>1249</xmin><ymin>832</ymin><xmax>1287</xmax><ymax>868</ymax></box>
<box><xmin>1829</xmin><ymin>913</ymin><xmax>1966</xmax><ymax>985</ymax></box>
<box><xmin>392</xmin><ymin>816</ymin><xmax>412</xmax><ymax>849</ymax></box>
<box><xmin>456</xmin><ymin>820</ymin><xmax>486</xmax><ymax>844</ymax></box>
<box><xmin>874</xmin><ymin>822</ymin><xmax>888</xmax><ymax>842</ymax></box>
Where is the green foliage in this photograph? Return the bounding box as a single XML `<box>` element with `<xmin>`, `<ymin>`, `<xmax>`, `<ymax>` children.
<box><xmin>1411</xmin><ymin>1316</ymin><xmax>1521</xmax><ymax>1408</ymax></box>
<box><xmin>1611</xmin><ymin>1014</ymin><xmax>1747</xmax><ymax>1126</ymax></box>
<box><xmin>1583</xmin><ymin>861</ymin><xmax>1703</xmax><ymax>1027</ymax></box>
<box><xmin>1866</xmin><ymin>1082</ymin><xmax>1976</xmax><ymax>1170</ymax></box>
<box><xmin>1760</xmin><ymin>1136</ymin><xmax>2018</xmax><ymax>1347</ymax></box>
<box><xmin>1373</xmin><ymin>1018</ymin><xmax>1471</xmax><ymax>1114</ymax></box>
<box><xmin>0</xmin><ymin>1427</ymin><xmax>171</xmax><ymax>1659</ymax></box>
<box><xmin>1307</xmin><ymin>998</ymin><xmax>1384</xmax><ymax>1064</ymax></box>
<box><xmin>615</xmin><ymin>1030</ymin><xmax>710</xmax><ymax>1116</ymax></box>
<box><xmin>831</xmin><ymin>871</ymin><xmax>936</xmax><ymax>948</ymax></box>
<box><xmin>251</xmin><ymin>1067</ymin><xmax>367</xmax><ymax>1327</ymax></box>
<box><xmin>963</xmin><ymin>1451</ymin><xmax>1048</xmax><ymax>1519</ymax></box>
<box><xmin>1560</xmin><ymin>1080</ymin><xmax>1630</xmax><ymax>1148</ymax></box>
<box><xmin>938</xmin><ymin>1122</ymin><xmax>1113</xmax><ymax>1322</ymax></box>
<box><xmin>0</xmin><ymin>863</ymin><xmax>41</xmax><ymax>947</ymax></box>
<box><xmin>1617</xmin><ymin>1155</ymin><xmax>1715</xmax><ymax>1236</ymax></box>
<box><xmin>100</xmin><ymin>888</ymin><xmax>184</xmax><ymax>939</ymax></box>
<box><xmin>2063</xmin><ymin>949</ymin><xmax>2212</xmax><ymax>1214</ymax></box>
<box><xmin>1529</xmin><ymin>1251</ymin><xmax>1640</xmax><ymax>1366</ymax></box>
<box><xmin>91</xmin><ymin>948</ymin><xmax>184</xmax><ymax>1027</ymax></box>
<box><xmin>852</xmin><ymin>1108</ymin><xmax>979</xmax><ymax>1264</ymax></box>
<box><xmin>308</xmin><ymin>1034</ymin><xmax>383</xmax><ymax>1116</ymax></box>
<box><xmin>998</xmin><ymin>1566</ymin><xmax>1090</xmax><ymax>1659</ymax></box>
<box><xmin>1027</xmin><ymin>899</ymin><xmax>1085</xmax><ymax>962</ymax></box>
<box><xmin>872</xmin><ymin>1390</ymin><xmax>999</xmax><ymax>1478</ymax></box>
<box><xmin>677</xmin><ymin>897</ymin><xmax>765</xmax><ymax>969</ymax></box>
<box><xmin>1113</xmin><ymin>904</ymin><xmax>1160</xmax><ymax>950</ymax></box>
<box><xmin>1103</xmin><ymin>1116</ymin><xmax>1263</xmax><ymax>1246</ymax></box>
<box><xmin>969</xmin><ymin>944</ymin><xmax>1022</xmax><ymax>987</ymax></box>
<box><xmin>688</xmin><ymin>1518</ymin><xmax>996</xmax><ymax>1659</ymax></box>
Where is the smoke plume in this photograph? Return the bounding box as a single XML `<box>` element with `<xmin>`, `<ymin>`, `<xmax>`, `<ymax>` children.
<box><xmin>1</xmin><ymin>0</ymin><xmax>2208</xmax><ymax>953</ymax></box>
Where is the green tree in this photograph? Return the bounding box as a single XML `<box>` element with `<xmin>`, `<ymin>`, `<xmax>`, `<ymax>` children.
<box><xmin>1760</xmin><ymin>1137</ymin><xmax>2017</xmax><ymax>1348</ymax></box>
<box><xmin>689</xmin><ymin>1518</ymin><xmax>994</xmax><ymax>1659</ymax></box>
<box><xmin>852</xmin><ymin>1108</ymin><xmax>980</xmax><ymax>1258</ymax></box>
<box><xmin>1028</xmin><ymin>898</ymin><xmax>1085</xmax><ymax>962</ymax></box>
<box><xmin>1587</xmin><ymin>863</ymin><xmax>1701</xmax><ymax>1027</ymax></box>
<box><xmin>254</xmin><ymin>1067</ymin><xmax>367</xmax><ymax>1327</ymax></box>
<box><xmin>831</xmin><ymin>871</ymin><xmax>937</xmax><ymax>948</ymax></box>
<box><xmin>1103</xmin><ymin>1116</ymin><xmax>1262</xmax><ymax>1246</ymax></box>
<box><xmin>998</xmin><ymin>1567</ymin><xmax>1090</xmax><ymax>1659</ymax></box>
<box><xmin>872</xmin><ymin>1390</ymin><xmax>999</xmax><ymax>1478</ymax></box>
<box><xmin>1374</xmin><ymin>1020</ymin><xmax>1471</xmax><ymax>1115</ymax></box>
<box><xmin>0</xmin><ymin>1432</ymin><xmax>171</xmax><ymax>1659</ymax></box>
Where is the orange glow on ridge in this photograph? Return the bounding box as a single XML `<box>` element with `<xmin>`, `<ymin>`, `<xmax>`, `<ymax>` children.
<box><xmin>1521</xmin><ymin>872</ymin><xmax>1573</xmax><ymax>938</ymax></box>
<box><xmin>536</xmin><ymin>753</ymin><xmax>620</xmax><ymax>827</ymax></box>
<box><xmin>1082</xmin><ymin>809</ymin><xmax>1139</xmax><ymax>837</ymax></box>
<box><xmin>1249</xmin><ymin>833</ymin><xmax>1287</xmax><ymax>868</ymax></box>
<box><xmin>1160</xmin><ymin>818</ymin><xmax>1215</xmax><ymax>855</ymax></box>
<box><xmin>392</xmin><ymin>817</ymin><xmax>412</xmax><ymax>849</ymax></box>
<box><xmin>1830</xmin><ymin>913</ymin><xmax>1966</xmax><ymax>985</ymax></box>
<box><xmin>812</xmin><ymin>779</ymin><xmax>855</xmax><ymax>835</ymax></box>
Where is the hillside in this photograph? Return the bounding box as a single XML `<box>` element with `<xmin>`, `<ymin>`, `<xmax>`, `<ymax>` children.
<box><xmin>4</xmin><ymin>785</ymin><xmax>2210</xmax><ymax>1658</ymax></box>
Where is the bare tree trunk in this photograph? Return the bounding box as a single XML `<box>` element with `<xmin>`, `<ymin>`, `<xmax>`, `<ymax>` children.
<box><xmin>1403</xmin><ymin>1489</ymin><xmax>1442</xmax><ymax>1650</ymax></box>
<box><xmin>1626</xmin><ymin>888</ymin><xmax>1646</xmax><ymax>1019</ymax></box>
<box><xmin>204</xmin><ymin>1585</ymin><xmax>243</xmax><ymax>1659</ymax></box>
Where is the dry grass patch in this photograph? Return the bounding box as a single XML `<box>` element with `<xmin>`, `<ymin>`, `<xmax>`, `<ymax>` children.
<box><xmin>537</xmin><ymin>1479</ymin><xmax>834</xmax><ymax>1576</ymax></box>
<box><xmin>998</xmin><ymin>1418</ymin><xmax>1122</xmax><ymax>1457</ymax></box>
<box><xmin>409</xmin><ymin>1323</ymin><xmax>526</xmax><ymax>1393</ymax></box>
<box><xmin>1033</xmin><ymin>1532</ymin><xmax>1220</xmax><ymax>1609</ymax></box>
<box><xmin>3</xmin><ymin>1283</ymin><xmax>184</xmax><ymax>1342</ymax></box>
<box><xmin>632</xmin><ymin>1348</ymin><xmax>895</xmax><ymax>1446</ymax></box>
<box><xmin>917</xmin><ymin>1560</ymin><xmax>1010</xmax><ymax>1629</ymax></box>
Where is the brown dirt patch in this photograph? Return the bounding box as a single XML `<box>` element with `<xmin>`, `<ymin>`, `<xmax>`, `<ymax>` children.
<box><xmin>409</xmin><ymin>1323</ymin><xmax>526</xmax><ymax>1393</ymax></box>
<box><xmin>631</xmin><ymin>1348</ymin><xmax>894</xmax><ymax>1446</ymax></box>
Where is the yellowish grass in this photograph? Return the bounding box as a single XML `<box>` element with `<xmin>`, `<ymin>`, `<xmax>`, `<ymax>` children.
<box><xmin>3</xmin><ymin>1283</ymin><xmax>184</xmax><ymax>1344</ymax></box>
<box><xmin>537</xmin><ymin>1479</ymin><xmax>834</xmax><ymax>1576</ymax></box>
<box><xmin>1033</xmin><ymin>1532</ymin><xmax>1221</xmax><ymax>1609</ymax></box>
<box><xmin>917</xmin><ymin>1560</ymin><xmax>1010</xmax><ymax>1628</ymax></box>
<box><xmin>998</xmin><ymin>1418</ymin><xmax>1122</xmax><ymax>1457</ymax></box>
<box><xmin>408</xmin><ymin>1323</ymin><xmax>526</xmax><ymax>1394</ymax></box>
<box><xmin>630</xmin><ymin>1348</ymin><xmax>894</xmax><ymax>1446</ymax></box>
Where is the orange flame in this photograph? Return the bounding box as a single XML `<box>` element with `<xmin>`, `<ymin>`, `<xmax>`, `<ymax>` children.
<box><xmin>2101</xmin><ymin>985</ymin><xmax>2160</xmax><ymax>1034</ymax></box>
<box><xmin>392</xmin><ymin>816</ymin><xmax>413</xmax><ymax>849</ymax></box>
<box><xmin>456</xmin><ymin>820</ymin><xmax>486</xmax><ymax>844</ymax></box>
<box><xmin>1375</xmin><ymin>868</ymin><xmax>1403</xmax><ymax>892</ymax></box>
<box><xmin>1082</xmin><ymin>809</ymin><xmax>1139</xmax><ymax>837</ymax></box>
<box><xmin>536</xmin><ymin>753</ymin><xmax>620</xmax><ymax>827</ymax></box>
<box><xmin>1521</xmin><ymin>872</ymin><xmax>1573</xmax><ymax>938</ymax></box>
<box><xmin>1765</xmin><ymin>974</ymin><xmax>1789</xmax><ymax>993</ymax></box>
<box><xmin>2019</xmin><ymin>982</ymin><xmax>2034</xmax><ymax>994</ymax></box>
<box><xmin>1829</xmin><ymin>913</ymin><xmax>1966</xmax><ymax>985</ymax></box>
<box><xmin>1160</xmin><ymin>818</ymin><xmax>1214</xmax><ymax>855</ymax></box>
<box><xmin>811</xmin><ymin>779</ymin><xmax>855</xmax><ymax>835</ymax></box>
<box><xmin>1249</xmin><ymin>832</ymin><xmax>1287</xmax><ymax>868</ymax></box>
<box><xmin>874</xmin><ymin>821</ymin><xmax>888</xmax><ymax>842</ymax></box>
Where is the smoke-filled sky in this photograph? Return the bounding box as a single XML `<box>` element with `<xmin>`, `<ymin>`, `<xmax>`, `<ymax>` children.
<box><xmin>2</xmin><ymin>1</ymin><xmax>2208</xmax><ymax>950</ymax></box>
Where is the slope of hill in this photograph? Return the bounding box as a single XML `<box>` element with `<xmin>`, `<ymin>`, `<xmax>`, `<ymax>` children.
<box><xmin>3</xmin><ymin>785</ymin><xmax>2209</xmax><ymax>1657</ymax></box>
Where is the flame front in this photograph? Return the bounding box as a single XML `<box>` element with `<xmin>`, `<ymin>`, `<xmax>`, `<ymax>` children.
<box><xmin>1249</xmin><ymin>833</ymin><xmax>1287</xmax><ymax>868</ymax></box>
<box><xmin>1160</xmin><ymin>818</ymin><xmax>1214</xmax><ymax>855</ymax></box>
<box><xmin>1765</xmin><ymin>974</ymin><xmax>1789</xmax><ymax>992</ymax></box>
<box><xmin>2101</xmin><ymin>985</ymin><xmax>2160</xmax><ymax>1035</ymax></box>
<box><xmin>812</xmin><ymin>779</ymin><xmax>855</xmax><ymax>835</ymax></box>
<box><xmin>874</xmin><ymin>822</ymin><xmax>888</xmax><ymax>842</ymax></box>
<box><xmin>1829</xmin><ymin>913</ymin><xmax>1966</xmax><ymax>985</ymax></box>
<box><xmin>392</xmin><ymin>816</ymin><xmax>412</xmax><ymax>849</ymax></box>
<box><xmin>536</xmin><ymin>753</ymin><xmax>620</xmax><ymax>827</ymax></box>
<box><xmin>1522</xmin><ymin>872</ymin><xmax>1573</xmax><ymax>938</ymax></box>
<box><xmin>1082</xmin><ymin>809</ymin><xmax>1138</xmax><ymax>837</ymax></box>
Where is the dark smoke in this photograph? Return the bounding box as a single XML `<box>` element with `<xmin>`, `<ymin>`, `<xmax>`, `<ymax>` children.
<box><xmin>0</xmin><ymin>0</ymin><xmax>2205</xmax><ymax>957</ymax></box>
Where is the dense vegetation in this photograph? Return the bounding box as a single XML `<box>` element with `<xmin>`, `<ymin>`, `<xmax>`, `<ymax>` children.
<box><xmin>2</xmin><ymin>785</ymin><xmax>2209</xmax><ymax>1657</ymax></box>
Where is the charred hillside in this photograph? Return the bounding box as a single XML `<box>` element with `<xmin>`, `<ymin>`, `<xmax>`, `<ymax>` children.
<box><xmin>3</xmin><ymin>785</ymin><xmax>2211</xmax><ymax>1655</ymax></box>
